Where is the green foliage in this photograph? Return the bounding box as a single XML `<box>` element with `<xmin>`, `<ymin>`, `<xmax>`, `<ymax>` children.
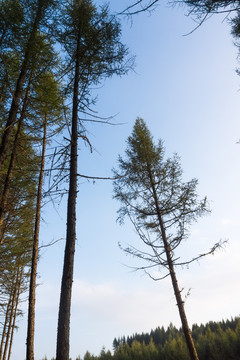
<box><xmin>58</xmin><ymin>0</ymin><xmax>131</xmax><ymax>106</ymax></box>
<box><xmin>0</xmin><ymin>129</ymin><xmax>39</xmax><ymax>247</ymax></box>
<box><xmin>0</xmin><ymin>130</ymin><xmax>39</xmax><ymax>346</ymax></box>
<box><xmin>0</xmin><ymin>0</ymin><xmax>25</xmax><ymax>50</ymax></box>
<box><xmin>111</xmin><ymin>317</ymin><xmax>240</xmax><ymax>360</ymax></box>
<box><xmin>29</xmin><ymin>68</ymin><xmax>65</xmax><ymax>140</ymax></box>
<box><xmin>84</xmin><ymin>350</ymin><xmax>97</xmax><ymax>360</ymax></box>
<box><xmin>113</xmin><ymin>118</ymin><xmax>210</xmax><ymax>278</ymax></box>
<box><xmin>99</xmin><ymin>347</ymin><xmax>112</xmax><ymax>360</ymax></box>
<box><xmin>36</xmin><ymin>317</ymin><xmax>240</xmax><ymax>360</ymax></box>
<box><xmin>164</xmin><ymin>335</ymin><xmax>189</xmax><ymax>360</ymax></box>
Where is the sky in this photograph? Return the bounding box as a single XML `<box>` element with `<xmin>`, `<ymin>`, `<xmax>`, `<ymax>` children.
<box><xmin>10</xmin><ymin>1</ymin><xmax>240</xmax><ymax>359</ymax></box>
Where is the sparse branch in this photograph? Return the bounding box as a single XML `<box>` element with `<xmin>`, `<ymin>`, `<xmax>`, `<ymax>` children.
<box><xmin>113</xmin><ymin>118</ymin><xmax>222</xmax><ymax>360</ymax></box>
<box><xmin>77</xmin><ymin>173</ymin><xmax>124</xmax><ymax>181</ymax></box>
<box><xmin>120</xmin><ymin>0</ymin><xmax>159</xmax><ymax>15</ymax></box>
<box><xmin>39</xmin><ymin>238</ymin><xmax>64</xmax><ymax>249</ymax></box>
<box><xmin>183</xmin><ymin>12</ymin><xmax>210</xmax><ymax>35</ymax></box>
<box><xmin>79</xmin><ymin>110</ymin><xmax>122</xmax><ymax>125</ymax></box>
<box><xmin>145</xmin><ymin>270</ymin><xmax>170</xmax><ymax>281</ymax></box>
<box><xmin>174</xmin><ymin>240</ymin><xmax>228</xmax><ymax>267</ymax></box>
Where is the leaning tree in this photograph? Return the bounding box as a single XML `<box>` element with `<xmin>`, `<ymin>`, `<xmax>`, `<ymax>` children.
<box><xmin>113</xmin><ymin>118</ymin><xmax>223</xmax><ymax>360</ymax></box>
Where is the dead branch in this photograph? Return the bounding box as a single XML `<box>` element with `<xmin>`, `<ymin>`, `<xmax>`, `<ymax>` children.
<box><xmin>120</xmin><ymin>0</ymin><xmax>159</xmax><ymax>15</ymax></box>
<box><xmin>77</xmin><ymin>173</ymin><xmax>124</xmax><ymax>180</ymax></box>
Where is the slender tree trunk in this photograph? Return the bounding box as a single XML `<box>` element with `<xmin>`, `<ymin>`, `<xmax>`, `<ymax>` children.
<box><xmin>56</xmin><ymin>31</ymin><xmax>80</xmax><ymax>360</ymax></box>
<box><xmin>26</xmin><ymin>115</ymin><xmax>47</xmax><ymax>360</ymax></box>
<box><xmin>0</xmin><ymin>71</ymin><xmax>33</xmax><ymax>244</ymax></box>
<box><xmin>148</xmin><ymin>169</ymin><xmax>199</xmax><ymax>360</ymax></box>
<box><xmin>2</xmin><ymin>268</ymin><xmax>20</xmax><ymax>360</ymax></box>
<box><xmin>0</xmin><ymin>293</ymin><xmax>12</xmax><ymax>360</ymax></box>
<box><xmin>6</xmin><ymin>266</ymin><xmax>23</xmax><ymax>360</ymax></box>
<box><xmin>0</xmin><ymin>0</ymin><xmax>46</xmax><ymax>170</ymax></box>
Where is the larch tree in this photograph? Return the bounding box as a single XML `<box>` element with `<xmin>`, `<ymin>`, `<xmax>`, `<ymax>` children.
<box><xmin>0</xmin><ymin>0</ymin><xmax>57</xmax><ymax>170</ymax></box>
<box><xmin>0</xmin><ymin>131</ymin><xmax>38</xmax><ymax>360</ymax></box>
<box><xmin>0</xmin><ymin>265</ymin><xmax>24</xmax><ymax>360</ymax></box>
<box><xmin>26</xmin><ymin>70</ymin><xmax>64</xmax><ymax>360</ymax></box>
<box><xmin>113</xmin><ymin>118</ymin><xmax>223</xmax><ymax>360</ymax></box>
<box><xmin>56</xmin><ymin>1</ymin><xmax>130</xmax><ymax>359</ymax></box>
<box><xmin>0</xmin><ymin>32</ymin><xmax>60</xmax><ymax>243</ymax></box>
<box><xmin>0</xmin><ymin>0</ymin><xmax>25</xmax><ymax>49</ymax></box>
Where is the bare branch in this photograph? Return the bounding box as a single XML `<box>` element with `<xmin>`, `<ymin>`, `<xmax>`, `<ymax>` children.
<box><xmin>77</xmin><ymin>173</ymin><xmax>124</xmax><ymax>181</ymax></box>
<box><xmin>120</xmin><ymin>0</ymin><xmax>159</xmax><ymax>15</ymax></box>
<box><xmin>39</xmin><ymin>238</ymin><xmax>64</xmax><ymax>249</ymax></box>
<box><xmin>183</xmin><ymin>11</ymin><xmax>209</xmax><ymax>35</ymax></box>
<box><xmin>174</xmin><ymin>240</ymin><xmax>228</xmax><ymax>267</ymax></box>
<box><xmin>145</xmin><ymin>270</ymin><xmax>170</xmax><ymax>281</ymax></box>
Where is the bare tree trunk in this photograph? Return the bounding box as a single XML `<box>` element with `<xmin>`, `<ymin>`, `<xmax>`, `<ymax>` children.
<box><xmin>6</xmin><ymin>266</ymin><xmax>23</xmax><ymax>360</ymax></box>
<box><xmin>56</xmin><ymin>30</ymin><xmax>80</xmax><ymax>360</ymax></box>
<box><xmin>0</xmin><ymin>0</ymin><xmax>46</xmax><ymax>170</ymax></box>
<box><xmin>26</xmin><ymin>115</ymin><xmax>47</xmax><ymax>360</ymax></box>
<box><xmin>148</xmin><ymin>169</ymin><xmax>199</xmax><ymax>360</ymax></box>
<box><xmin>0</xmin><ymin>294</ymin><xmax>12</xmax><ymax>360</ymax></box>
<box><xmin>0</xmin><ymin>71</ymin><xmax>33</xmax><ymax>244</ymax></box>
<box><xmin>2</xmin><ymin>268</ymin><xmax>20</xmax><ymax>360</ymax></box>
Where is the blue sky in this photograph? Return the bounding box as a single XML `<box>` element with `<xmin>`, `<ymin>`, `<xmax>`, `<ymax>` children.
<box><xmin>11</xmin><ymin>1</ymin><xmax>240</xmax><ymax>359</ymax></box>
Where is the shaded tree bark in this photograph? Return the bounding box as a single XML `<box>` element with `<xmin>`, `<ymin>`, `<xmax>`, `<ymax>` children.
<box><xmin>56</xmin><ymin>28</ymin><xmax>80</xmax><ymax>360</ymax></box>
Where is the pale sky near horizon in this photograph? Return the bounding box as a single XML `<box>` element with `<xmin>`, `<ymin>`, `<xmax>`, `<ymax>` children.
<box><xmin>11</xmin><ymin>1</ymin><xmax>240</xmax><ymax>359</ymax></box>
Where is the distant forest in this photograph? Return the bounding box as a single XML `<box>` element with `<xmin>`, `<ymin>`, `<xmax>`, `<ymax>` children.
<box><xmin>42</xmin><ymin>316</ymin><xmax>240</xmax><ymax>360</ymax></box>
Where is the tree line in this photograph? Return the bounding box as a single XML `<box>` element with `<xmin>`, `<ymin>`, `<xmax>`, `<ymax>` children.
<box><xmin>40</xmin><ymin>316</ymin><xmax>240</xmax><ymax>360</ymax></box>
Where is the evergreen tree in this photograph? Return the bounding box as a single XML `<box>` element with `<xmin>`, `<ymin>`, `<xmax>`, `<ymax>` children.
<box><xmin>111</xmin><ymin>317</ymin><xmax>240</xmax><ymax>360</ymax></box>
<box><xmin>55</xmin><ymin>1</ymin><xmax>129</xmax><ymax>359</ymax></box>
<box><xmin>0</xmin><ymin>132</ymin><xmax>38</xmax><ymax>360</ymax></box>
<box><xmin>0</xmin><ymin>0</ymin><xmax>57</xmax><ymax>169</ymax></box>
<box><xmin>84</xmin><ymin>351</ymin><xmax>97</xmax><ymax>360</ymax></box>
<box><xmin>145</xmin><ymin>338</ymin><xmax>158</xmax><ymax>360</ymax></box>
<box><xmin>0</xmin><ymin>0</ymin><xmax>24</xmax><ymax>49</ymax></box>
<box><xmin>114</xmin><ymin>343</ymin><xmax>131</xmax><ymax>360</ymax></box>
<box><xmin>26</xmin><ymin>70</ymin><xmax>64</xmax><ymax>360</ymax></box>
<box><xmin>113</xmin><ymin>118</ymin><xmax>222</xmax><ymax>360</ymax></box>
<box><xmin>0</xmin><ymin>32</ymin><xmax>60</xmax><ymax>243</ymax></box>
<box><xmin>131</xmin><ymin>340</ymin><xmax>144</xmax><ymax>360</ymax></box>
